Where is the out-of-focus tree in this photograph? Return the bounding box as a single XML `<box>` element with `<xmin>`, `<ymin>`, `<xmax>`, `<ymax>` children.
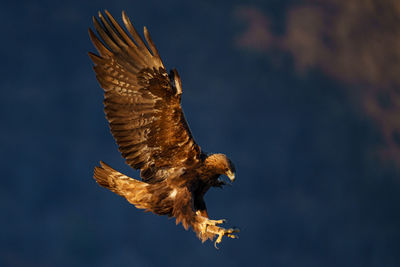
<box><xmin>235</xmin><ymin>0</ymin><xmax>400</xmax><ymax>164</ymax></box>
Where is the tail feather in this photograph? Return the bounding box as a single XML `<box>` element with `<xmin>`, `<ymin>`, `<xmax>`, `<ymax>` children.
<box><xmin>93</xmin><ymin>161</ymin><xmax>114</xmax><ymax>189</ymax></box>
<box><xmin>93</xmin><ymin>161</ymin><xmax>127</xmax><ymax>195</ymax></box>
<box><xmin>93</xmin><ymin>161</ymin><xmax>150</xmax><ymax>209</ymax></box>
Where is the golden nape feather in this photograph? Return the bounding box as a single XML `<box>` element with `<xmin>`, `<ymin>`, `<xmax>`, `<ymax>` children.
<box><xmin>89</xmin><ymin>10</ymin><xmax>238</xmax><ymax>248</ymax></box>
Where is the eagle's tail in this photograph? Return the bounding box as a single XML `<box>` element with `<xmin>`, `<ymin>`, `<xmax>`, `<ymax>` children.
<box><xmin>93</xmin><ymin>161</ymin><xmax>151</xmax><ymax>210</ymax></box>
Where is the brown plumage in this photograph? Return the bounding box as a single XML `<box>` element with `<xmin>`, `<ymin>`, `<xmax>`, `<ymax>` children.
<box><xmin>89</xmin><ymin>10</ymin><xmax>238</xmax><ymax>247</ymax></box>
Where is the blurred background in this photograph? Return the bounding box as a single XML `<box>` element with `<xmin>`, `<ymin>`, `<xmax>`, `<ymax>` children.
<box><xmin>1</xmin><ymin>0</ymin><xmax>400</xmax><ymax>266</ymax></box>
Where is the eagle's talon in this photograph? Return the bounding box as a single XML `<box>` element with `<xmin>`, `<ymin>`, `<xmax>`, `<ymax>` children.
<box><xmin>210</xmin><ymin>226</ymin><xmax>240</xmax><ymax>248</ymax></box>
<box><xmin>226</xmin><ymin>233</ymin><xmax>239</xmax><ymax>239</ymax></box>
<box><xmin>214</xmin><ymin>234</ymin><xmax>224</xmax><ymax>249</ymax></box>
<box><xmin>225</xmin><ymin>228</ymin><xmax>240</xmax><ymax>238</ymax></box>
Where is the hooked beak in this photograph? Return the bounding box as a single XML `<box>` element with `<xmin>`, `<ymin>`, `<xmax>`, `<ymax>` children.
<box><xmin>226</xmin><ymin>170</ymin><xmax>236</xmax><ymax>182</ymax></box>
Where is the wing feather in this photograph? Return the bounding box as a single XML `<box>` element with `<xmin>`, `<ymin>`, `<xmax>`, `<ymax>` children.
<box><xmin>104</xmin><ymin>10</ymin><xmax>136</xmax><ymax>48</ymax></box>
<box><xmin>143</xmin><ymin>26</ymin><xmax>162</xmax><ymax>60</ymax></box>
<box><xmin>89</xmin><ymin>29</ymin><xmax>112</xmax><ymax>57</ymax></box>
<box><xmin>93</xmin><ymin>16</ymin><xmax>121</xmax><ymax>53</ymax></box>
<box><xmin>89</xmin><ymin>11</ymin><xmax>202</xmax><ymax>183</ymax></box>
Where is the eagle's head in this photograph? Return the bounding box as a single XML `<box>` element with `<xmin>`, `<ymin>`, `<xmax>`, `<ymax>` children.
<box><xmin>205</xmin><ymin>153</ymin><xmax>236</xmax><ymax>182</ymax></box>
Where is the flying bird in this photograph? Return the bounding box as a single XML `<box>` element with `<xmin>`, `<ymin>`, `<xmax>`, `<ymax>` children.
<box><xmin>89</xmin><ymin>10</ymin><xmax>239</xmax><ymax>248</ymax></box>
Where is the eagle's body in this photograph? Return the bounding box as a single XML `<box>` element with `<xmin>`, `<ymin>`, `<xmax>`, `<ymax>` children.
<box><xmin>89</xmin><ymin>10</ymin><xmax>238</xmax><ymax>247</ymax></box>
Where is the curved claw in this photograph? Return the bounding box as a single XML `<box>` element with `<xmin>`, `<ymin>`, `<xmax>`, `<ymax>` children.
<box><xmin>226</xmin><ymin>233</ymin><xmax>239</xmax><ymax>239</ymax></box>
<box><xmin>214</xmin><ymin>233</ymin><xmax>224</xmax><ymax>249</ymax></box>
<box><xmin>213</xmin><ymin>228</ymin><xmax>240</xmax><ymax>249</ymax></box>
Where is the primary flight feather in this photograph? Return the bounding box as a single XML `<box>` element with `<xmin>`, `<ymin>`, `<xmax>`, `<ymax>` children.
<box><xmin>89</xmin><ymin>10</ymin><xmax>238</xmax><ymax>247</ymax></box>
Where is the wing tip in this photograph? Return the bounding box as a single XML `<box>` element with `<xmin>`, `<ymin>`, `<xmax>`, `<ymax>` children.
<box><xmin>122</xmin><ymin>10</ymin><xmax>128</xmax><ymax>20</ymax></box>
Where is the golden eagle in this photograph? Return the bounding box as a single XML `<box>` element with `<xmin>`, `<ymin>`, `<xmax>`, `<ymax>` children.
<box><xmin>89</xmin><ymin>10</ymin><xmax>239</xmax><ymax>248</ymax></box>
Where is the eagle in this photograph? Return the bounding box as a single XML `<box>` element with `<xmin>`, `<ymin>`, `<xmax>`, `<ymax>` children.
<box><xmin>88</xmin><ymin>10</ymin><xmax>239</xmax><ymax>248</ymax></box>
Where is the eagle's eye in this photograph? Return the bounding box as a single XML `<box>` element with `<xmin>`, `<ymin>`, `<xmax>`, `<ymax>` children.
<box><xmin>225</xmin><ymin>168</ymin><xmax>229</xmax><ymax>171</ymax></box>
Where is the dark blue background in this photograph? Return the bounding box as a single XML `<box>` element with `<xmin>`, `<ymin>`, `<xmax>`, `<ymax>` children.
<box><xmin>2</xmin><ymin>1</ymin><xmax>399</xmax><ymax>266</ymax></box>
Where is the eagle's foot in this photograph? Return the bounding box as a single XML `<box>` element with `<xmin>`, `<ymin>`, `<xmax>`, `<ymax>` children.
<box><xmin>205</xmin><ymin>224</ymin><xmax>240</xmax><ymax>249</ymax></box>
<box><xmin>199</xmin><ymin>218</ymin><xmax>227</xmax><ymax>237</ymax></box>
<box><xmin>214</xmin><ymin>227</ymin><xmax>240</xmax><ymax>249</ymax></box>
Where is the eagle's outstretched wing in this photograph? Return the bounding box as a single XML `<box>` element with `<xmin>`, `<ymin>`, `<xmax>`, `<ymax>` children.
<box><xmin>89</xmin><ymin>11</ymin><xmax>201</xmax><ymax>183</ymax></box>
